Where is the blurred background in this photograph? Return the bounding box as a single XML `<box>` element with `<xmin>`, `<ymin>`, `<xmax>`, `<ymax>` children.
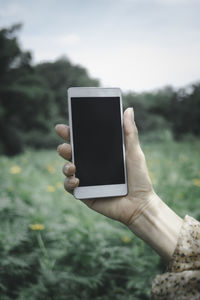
<box><xmin>0</xmin><ymin>0</ymin><xmax>200</xmax><ymax>299</ymax></box>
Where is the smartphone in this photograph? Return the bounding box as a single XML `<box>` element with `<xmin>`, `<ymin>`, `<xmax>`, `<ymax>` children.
<box><xmin>68</xmin><ymin>87</ymin><xmax>128</xmax><ymax>199</ymax></box>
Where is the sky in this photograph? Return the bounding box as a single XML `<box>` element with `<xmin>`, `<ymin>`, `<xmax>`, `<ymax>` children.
<box><xmin>0</xmin><ymin>0</ymin><xmax>200</xmax><ymax>92</ymax></box>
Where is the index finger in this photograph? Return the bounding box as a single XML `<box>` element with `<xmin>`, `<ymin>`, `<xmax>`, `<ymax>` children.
<box><xmin>55</xmin><ymin>124</ymin><xmax>70</xmax><ymax>142</ymax></box>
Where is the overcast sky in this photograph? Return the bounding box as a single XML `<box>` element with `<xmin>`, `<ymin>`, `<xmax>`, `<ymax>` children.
<box><xmin>0</xmin><ymin>0</ymin><xmax>200</xmax><ymax>92</ymax></box>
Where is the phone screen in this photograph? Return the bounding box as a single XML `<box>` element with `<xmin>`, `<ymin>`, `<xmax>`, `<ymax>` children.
<box><xmin>71</xmin><ymin>97</ymin><xmax>125</xmax><ymax>187</ymax></box>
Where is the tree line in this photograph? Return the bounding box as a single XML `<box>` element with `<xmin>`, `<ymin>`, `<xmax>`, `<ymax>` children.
<box><xmin>0</xmin><ymin>24</ymin><xmax>199</xmax><ymax>155</ymax></box>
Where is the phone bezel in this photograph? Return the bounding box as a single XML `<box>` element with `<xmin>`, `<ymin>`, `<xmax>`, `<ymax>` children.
<box><xmin>68</xmin><ymin>87</ymin><xmax>128</xmax><ymax>199</ymax></box>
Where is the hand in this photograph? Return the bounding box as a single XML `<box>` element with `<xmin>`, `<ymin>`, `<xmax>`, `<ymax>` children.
<box><xmin>56</xmin><ymin>108</ymin><xmax>183</xmax><ymax>260</ymax></box>
<box><xmin>55</xmin><ymin>108</ymin><xmax>156</xmax><ymax>226</ymax></box>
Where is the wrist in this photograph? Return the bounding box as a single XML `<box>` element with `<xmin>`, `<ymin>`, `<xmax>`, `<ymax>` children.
<box><xmin>128</xmin><ymin>193</ymin><xmax>183</xmax><ymax>261</ymax></box>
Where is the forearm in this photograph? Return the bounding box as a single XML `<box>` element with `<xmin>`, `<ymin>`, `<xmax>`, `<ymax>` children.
<box><xmin>128</xmin><ymin>194</ymin><xmax>183</xmax><ymax>261</ymax></box>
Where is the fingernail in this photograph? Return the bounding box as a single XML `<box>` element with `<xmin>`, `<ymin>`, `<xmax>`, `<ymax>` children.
<box><xmin>127</xmin><ymin>107</ymin><xmax>134</xmax><ymax>124</ymax></box>
<box><xmin>130</xmin><ymin>107</ymin><xmax>134</xmax><ymax>117</ymax></box>
<box><xmin>63</xmin><ymin>164</ymin><xmax>68</xmax><ymax>172</ymax></box>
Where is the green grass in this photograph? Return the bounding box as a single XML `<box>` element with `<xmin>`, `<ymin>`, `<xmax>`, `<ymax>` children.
<box><xmin>0</xmin><ymin>140</ymin><xmax>200</xmax><ymax>299</ymax></box>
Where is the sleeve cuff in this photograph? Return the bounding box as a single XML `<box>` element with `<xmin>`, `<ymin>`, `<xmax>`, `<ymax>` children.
<box><xmin>151</xmin><ymin>215</ymin><xmax>200</xmax><ymax>299</ymax></box>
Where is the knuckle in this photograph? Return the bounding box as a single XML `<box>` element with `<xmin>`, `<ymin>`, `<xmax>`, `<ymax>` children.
<box><xmin>65</xmin><ymin>177</ymin><xmax>77</xmax><ymax>191</ymax></box>
<box><xmin>64</xmin><ymin>143</ymin><xmax>71</xmax><ymax>153</ymax></box>
<box><xmin>64</xmin><ymin>177</ymin><xmax>72</xmax><ymax>191</ymax></box>
<box><xmin>57</xmin><ymin>143</ymin><xmax>63</xmax><ymax>152</ymax></box>
<box><xmin>62</xmin><ymin>162</ymin><xmax>75</xmax><ymax>175</ymax></box>
<box><xmin>66</xmin><ymin>143</ymin><xmax>71</xmax><ymax>151</ymax></box>
<box><xmin>62</xmin><ymin>163</ymin><xmax>70</xmax><ymax>175</ymax></box>
<box><xmin>57</xmin><ymin>143</ymin><xmax>72</xmax><ymax>160</ymax></box>
<box><xmin>64</xmin><ymin>178</ymin><xmax>68</xmax><ymax>190</ymax></box>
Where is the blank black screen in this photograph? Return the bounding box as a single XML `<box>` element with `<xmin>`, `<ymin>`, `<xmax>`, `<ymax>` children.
<box><xmin>71</xmin><ymin>97</ymin><xmax>125</xmax><ymax>187</ymax></box>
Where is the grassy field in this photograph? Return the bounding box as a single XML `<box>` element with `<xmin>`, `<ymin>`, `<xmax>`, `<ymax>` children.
<box><xmin>0</xmin><ymin>140</ymin><xmax>200</xmax><ymax>300</ymax></box>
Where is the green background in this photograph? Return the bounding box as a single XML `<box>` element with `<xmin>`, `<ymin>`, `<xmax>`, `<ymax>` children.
<box><xmin>0</xmin><ymin>24</ymin><xmax>200</xmax><ymax>299</ymax></box>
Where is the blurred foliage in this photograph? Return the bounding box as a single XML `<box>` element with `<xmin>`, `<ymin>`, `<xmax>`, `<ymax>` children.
<box><xmin>0</xmin><ymin>140</ymin><xmax>200</xmax><ymax>299</ymax></box>
<box><xmin>0</xmin><ymin>24</ymin><xmax>99</xmax><ymax>155</ymax></box>
<box><xmin>122</xmin><ymin>84</ymin><xmax>200</xmax><ymax>140</ymax></box>
<box><xmin>0</xmin><ymin>23</ymin><xmax>200</xmax><ymax>156</ymax></box>
<box><xmin>0</xmin><ymin>23</ymin><xmax>200</xmax><ymax>300</ymax></box>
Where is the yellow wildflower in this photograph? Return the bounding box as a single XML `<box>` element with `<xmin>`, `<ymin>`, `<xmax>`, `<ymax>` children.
<box><xmin>10</xmin><ymin>165</ymin><xmax>21</xmax><ymax>174</ymax></box>
<box><xmin>47</xmin><ymin>185</ymin><xmax>55</xmax><ymax>192</ymax></box>
<box><xmin>29</xmin><ymin>223</ymin><xmax>45</xmax><ymax>231</ymax></box>
<box><xmin>56</xmin><ymin>181</ymin><xmax>62</xmax><ymax>188</ymax></box>
<box><xmin>179</xmin><ymin>155</ymin><xmax>188</xmax><ymax>162</ymax></box>
<box><xmin>23</xmin><ymin>157</ymin><xmax>28</xmax><ymax>164</ymax></box>
<box><xmin>46</xmin><ymin>164</ymin><xmax>56</xmax><ymax>174</ymax></box>
<box><xmin>121</xmin><ymin>236</ymin><xmax>131</xmax><ymax>243</ymax></box>
<box><xmin>192</xmin><ymin>179</ymin><xmax>200</xmax><ymax>187</ymax></box>
<box><xmin>7</xmin><ymin>186</ymin><xmax>14</xmax><ymax>192</ymax></box>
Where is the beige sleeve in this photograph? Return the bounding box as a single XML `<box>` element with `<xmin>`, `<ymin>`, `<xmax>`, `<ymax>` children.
<box><xmin>151</xmin><ymin>215</ymin><xmax>200</xmax><ymax>300</ymax></box>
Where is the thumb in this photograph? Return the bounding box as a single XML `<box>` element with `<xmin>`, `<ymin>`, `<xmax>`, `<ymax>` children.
<box><xmin>123</xmin><ymin>108</ymin><xmax>139</xmax><ymax>151</ymax></box>
<box><xmin>123</xmin><ymin>108</ymin><xmax>152</xmax><ymax>194</ymax></box>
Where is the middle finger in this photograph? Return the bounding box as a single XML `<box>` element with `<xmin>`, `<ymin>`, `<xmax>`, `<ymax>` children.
<box><xmin>57</xmin><ymin>143</ymin><xmax>72</xmax><ymax>160</ymax></box>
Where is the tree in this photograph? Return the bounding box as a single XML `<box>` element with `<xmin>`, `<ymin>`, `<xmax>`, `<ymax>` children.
<box><xmin>36</xmin><ymin>57</ymin><xmax>99</xmax><ymax>121</ymax></box>
<box><xmin>0</xmin><ymin>25</ymin><xmax>100</xmax><ymax>155</ymax></box>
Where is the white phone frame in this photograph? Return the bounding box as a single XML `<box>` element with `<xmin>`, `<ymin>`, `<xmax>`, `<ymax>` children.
<box><xmin>68</xmin><ymin>87</ymin><xmax>128</xmax><ymax>199</ymax></box>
